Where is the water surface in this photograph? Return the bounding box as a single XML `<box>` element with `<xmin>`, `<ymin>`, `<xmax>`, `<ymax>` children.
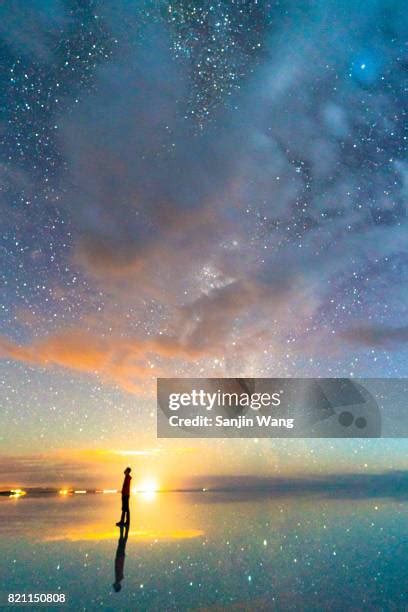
<box><xmin>0</xmin><ymin>491</ymin><xmax>407</xmax><ymax>610</ymax></box>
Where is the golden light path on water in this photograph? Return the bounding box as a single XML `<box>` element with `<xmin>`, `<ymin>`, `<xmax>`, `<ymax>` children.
<box><xmin>15</xmin><ymin>484</ymin><xmax>206</xmax><ymax>543</ymax></box>
<box><xmin>44</xmin><ymin>528</ymin><xmax>204</xmax><ymax>542</ymax></box>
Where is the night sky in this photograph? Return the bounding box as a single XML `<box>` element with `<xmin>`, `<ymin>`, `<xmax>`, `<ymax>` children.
<box><xmin>0</xmin><ymin>1</ymin><xmax>407</xmax><ymax>486</ymax></box>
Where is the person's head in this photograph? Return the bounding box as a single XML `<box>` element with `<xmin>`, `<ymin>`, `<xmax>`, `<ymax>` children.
<box><xmin>113</xmin><ymin>582</ymin><xmax>122</xmax><ymax>592</ymax></box>
<box><xmin>124</xmin><ymin>467</ymin><xmax>131</xmax><ymax>475</ymax></box>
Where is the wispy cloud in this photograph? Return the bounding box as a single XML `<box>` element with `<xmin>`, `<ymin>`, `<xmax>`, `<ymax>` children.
<box><xmin>341</xmin><ymin>325</ymin><xmax>408</xmax><ymax>348</ymax></box>
<box><xmin>1</xmin><ymin>0</ymin><xmax>407</xmax><ymax>390</ymax></box>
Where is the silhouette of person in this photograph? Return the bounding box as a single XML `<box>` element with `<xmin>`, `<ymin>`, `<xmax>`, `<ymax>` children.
<box><xmin>116</xmin><ymin>467</ymin><xmax>132</xmax><ymax>526</ymax></box>
<box><xmin>112</xmin><ymin>521</ymin><xmax>129</xmax><ymax>592</ymax></box>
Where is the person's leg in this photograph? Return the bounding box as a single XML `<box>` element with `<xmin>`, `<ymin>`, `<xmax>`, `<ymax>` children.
<box><xmin>116</xmin><ymin>496</ymin><xmax>126</xmax><ymax>525</ymax></box>
<box><xmin>124</xmin><ymin>495</ymin><xmax>130</xmax><ymax>524</ymax></box>
<box><xmin>121</xmin><ymin>496</ymin><xmax>127</xmax><ymax>523</ymax></box>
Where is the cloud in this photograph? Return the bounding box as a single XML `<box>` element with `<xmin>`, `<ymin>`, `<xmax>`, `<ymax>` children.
<box><xmin>62</xmin><ymin>22</ymin><xmax>235</xmax><ymax>282</ymax></box>
<box><xmin>341</xmin><ymin>325</ymin><xmax>408</xmax><ymax>348</ymax></box>
<box><xmin>0</xmin><ymin>453</ymin><xmax>98</xmax><ymax>488</ymax></box>
<box><xmin>0</xmin><ymin>280</ymin><xmax>289</xmax><ymax>391</ymax></box>
<box><xmin>0</xmin><ymin>329</ymin><xmax>210</xmax><ymax>393</ymax></box>
<box><xmin>1</xmin><ymin>1</ymin><xmax>407</xmax><ymax>386</ymax></box>
<box><xmin>62</xmin><ymin>4</ymin><xmax>406</xmax><ymax>315</ymax></box>
<box><xmin>0</xmin><ymin>0</ymin><xmax>68</xmax><ymax>61</ymax></box>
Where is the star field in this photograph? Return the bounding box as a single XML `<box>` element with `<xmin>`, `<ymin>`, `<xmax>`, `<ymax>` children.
<box><xmin>0</xmin><ymin>0</ymin><xmax>407</xmax><ymax>476</ymax></box>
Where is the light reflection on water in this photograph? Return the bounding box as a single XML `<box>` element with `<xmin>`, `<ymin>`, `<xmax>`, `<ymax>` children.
<box><xmin>0</xmin><ymin>492</ymin><xmax>407</xmax><ymax>610</ymax></box>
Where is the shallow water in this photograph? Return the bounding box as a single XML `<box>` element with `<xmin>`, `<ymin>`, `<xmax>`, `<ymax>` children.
<box><xmin>0</xmin><ymin>491</ymin><xmax>407</xmax><ymax>610</ymax></box>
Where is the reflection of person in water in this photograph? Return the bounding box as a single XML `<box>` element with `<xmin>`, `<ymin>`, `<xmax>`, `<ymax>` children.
<box><xmin>116</xmin><ymin>467</ymin><xmax>132</xmax><ymax>526</ymax></box>
<box><xmin>112</xmin><ymin>521</ymin><xmax>129</xmax><ymax>592</ymax></box>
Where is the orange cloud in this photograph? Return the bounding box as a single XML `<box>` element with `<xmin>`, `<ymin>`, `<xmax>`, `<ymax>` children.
<box><xmin>0</xmin><ymin>329</ymin><xmax>206</xmax><ymax>393</ymax></box>
<box><xmin>0</xmin><ymin>274</ymin><xmax>311</xmax><ymax>392</ymax></box>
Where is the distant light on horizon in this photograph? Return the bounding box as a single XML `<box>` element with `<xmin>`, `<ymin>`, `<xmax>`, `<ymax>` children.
<box><xmin>9</xmin><ymin>488</ymin><xmax>26</xmax><ymax>498</ymax></box>
<box><xmin>132</xmin><ymin>478</ymin><xmax>159</xmax><ymax>502</ymax></box>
